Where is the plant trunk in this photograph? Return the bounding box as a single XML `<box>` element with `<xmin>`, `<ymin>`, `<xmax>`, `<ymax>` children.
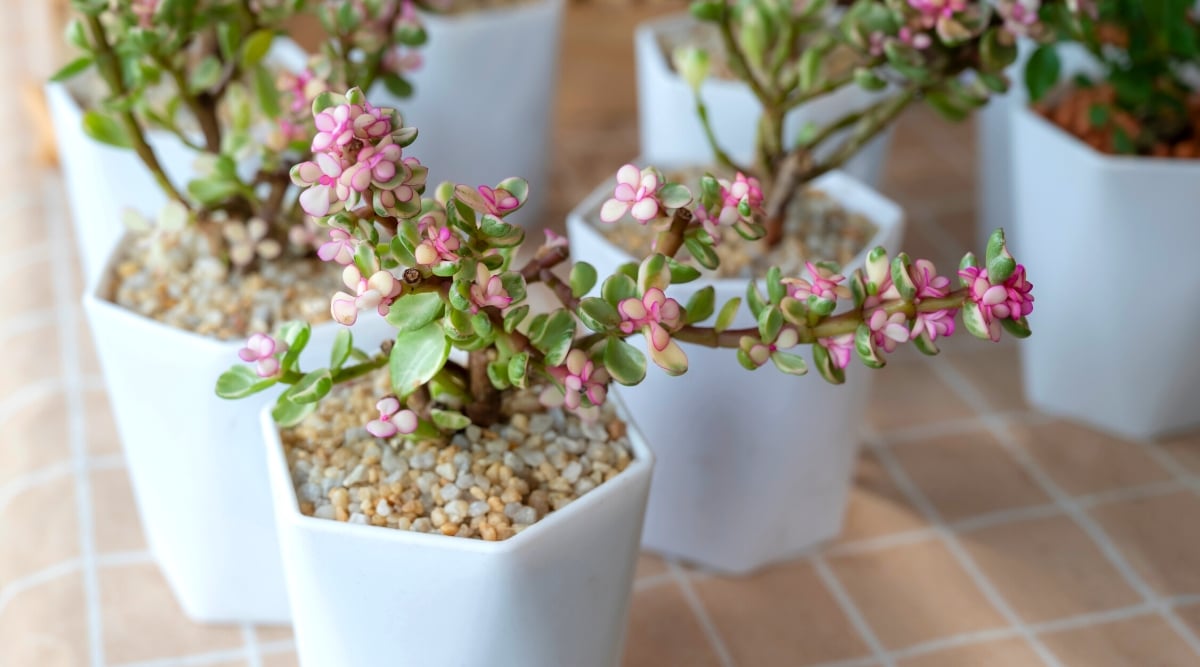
<box><xmin>465</xmin><ymin>349</ymin><xmax>502</xmax><ymax>427</ymax></box>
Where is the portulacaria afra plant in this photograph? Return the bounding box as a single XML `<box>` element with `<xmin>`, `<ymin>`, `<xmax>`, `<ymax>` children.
<box><xmin>671</xmin><ymin>0</ymin><xmax>1083</xmax><ymax>247</ymax></box>
<box><xmin>217</xmin><ymin>87</ymin><xmax>1034</xmax><ymax>440</ymax></box>
<box><xmin>53</xmin><ymin>0</ymin><xmax>434</xmax><ymax>267</ymax></box>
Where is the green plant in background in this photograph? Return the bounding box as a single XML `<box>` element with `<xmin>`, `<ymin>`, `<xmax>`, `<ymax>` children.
<box><xmin>1026</xmin><ymin>0</ymin><xmax>1200</xmax><ymax>155</ymax></box>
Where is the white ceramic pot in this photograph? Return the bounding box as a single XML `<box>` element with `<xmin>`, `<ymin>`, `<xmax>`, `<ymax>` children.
<box><xmin>46</xmin><ymin>40</ymin><xmax>309</xmax><ymax>284</ymax></box>
<box><xmin>83</xmin><ymin>234</ymin><xmax>394</xmax><ymax>623</ymax></box>
<box><xmin>1010</xmin><ymin>103</ymin><xmax>1200</xmax><ymax>440</ymax></box>
<box><xmin>264</xmin><ymin>402</ymin><xmax>653</xmax><ymax>667</ymax></box>
<box><xmin>371</xmin><ymin>0</ymin><xmax>564</xmax><ymax>229</ymax></box>
<box><xmin>976</xmin><ymin>42</ymin><xmax>1095</xmax><ymax>249</ymax></box>
<box><xmin>566</xmin><ymin>167</ymin><xmax>904</xmax><ymax>574</ymax></box>
<box><xmin>635</xmin><ymin>14</ymin><xmax>893</xmax><ymax>188</ymax></box>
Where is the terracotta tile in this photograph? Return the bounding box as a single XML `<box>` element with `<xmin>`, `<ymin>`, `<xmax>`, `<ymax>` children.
<box><xmin>868</xmin><ymin>361</ymin><xmax>976</xmax><ymax>431</ymax></box>
<box><xmin>255</xmin><ymin>625</ymin><xmax>294</xmax><ymax>644</ymax></box>
<box><xmin>1176</xmin><ymin>603</ymin><xmax>1200</xmax><ymax>638</ymax></box>
<box><xmin>838</xmin><ymin>450</ymin><xmax>927</xmax><ymax>543</ymax></box>
<box><xmin>947</xmin><ymin>346</ymin><xmax>1028</xmax><ymax>413</ymax></box>
<box><xmin>0</xmin><ymin>475</ymin><xmax>79</xmax><ymax>582</ymax></box>
<box><xmin>91</xmin><ymin>467</ymin><xmax>146</xmax><ymax>554</ymax></box>
<box><xmin>0</xmin><ymin>260</ymin><xmax>54</xmax><ymax>320</ymax></box>
<box><xmin>1040</xmin><ymin>615</ymin><xmax>1199</xmax><ymax>667</ymax></box>
<box><xmin>891</xmin><ymin>429</ymin><xmax>1051</xmax><ymax>522</ymax></box>
<box><xmin>829</xmin><ymin>538</ymin><xmax>1007</xmax><ymax>649</ymax></box>
<box><xmin>1158</xmin><ymin>429</ymin><xmax>1200</xmax><ymax>476</ymax></box>
<box><xmin>83</xmin><ymin>388</ymin><xmax>121</xmax><ymax>456</ymax></box>
<box><xmin>0</xmin><ymin>572</ymin><xmax>87</xmax><ymax>667</ymax></box>
<box><xmin>0</xmin><ymin>385</ymin><xmax>70</xmax><ymax>486</ymax></box>
<box><xmin>1012</xmin><ymin>421</ymin><xmax>1172</xmax><ymax>496</ymax></box>
<box><xmin>1090</xmin><ymin>492</ymin><xmax>1200</xmax><ymax>596</ymax></box>
<box><xmin>262</xmin><ymin>652</ymin><xmax>299</xmax><ymax>667</ymax></box>
<box><xmin>693</xmin><ymin>560</ymin><xmax>871</xmax><ymax>666</ymax></box>
<box><xmin>623</xmin><ymin>583</ymin><xmax>720</xmax><ymax>667</ymax></box>
<box><xmin>898</xmin><ymin>638</ymin><xmax>1043</xmax><ymax>667</ymax></box>
<box><xmin>99</xmin><ymin>561</ymin><xmax>243</xmax><ymax>664</ymax></box>
<box><xmin>635</xmin><ymin>553</ymin><xmax>667</xmax><ymax>580</ymax></box>
<box><xmin>0</xmin><ymin>326</ymin><xmax>63</xmax><ymax>401</ymax></box>
<box><xmin>962</xmin><ymin>515</ymin><xmax>1140</xmax><ymax>623</ymax></box>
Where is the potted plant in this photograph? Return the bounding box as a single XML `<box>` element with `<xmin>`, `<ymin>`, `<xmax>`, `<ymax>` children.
<box><xmin>1012</xmin><ymin>0</ymin><xmax>1200</xmax><ymax>439</ymax></box>
<box><xmin>47</xmin><ymin>0</ymin><xmax>429</xmax><ymax>282</ymax></box>
<box><xmin>220</xmin><ymin>84</ymin><xmax>1036</xmax><ymax>664</ymax></box>
<box><xmin>635</xmin><ymin>7</ymin><xmax>894</xmax><ymax>186</ymax></box>
<box><xmin>568</xmin><ymin>0</ymin><xmax>1078</xmax><ymax>573</ymax></box>
<box><xmin>365</xmin><ymin>0</ymin><xmax>566</xmax><ymax>227</ymax></box>
<box><xmin>56</xmin><ymin>0</ymin><xmax>426</xmax><ymax>623</ymax></box>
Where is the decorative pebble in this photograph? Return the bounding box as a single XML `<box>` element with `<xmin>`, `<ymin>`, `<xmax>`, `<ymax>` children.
<box><xmin>282</xmin><ymin>372</ymin><xmax>635</xmax><ymax>541</ymax></box>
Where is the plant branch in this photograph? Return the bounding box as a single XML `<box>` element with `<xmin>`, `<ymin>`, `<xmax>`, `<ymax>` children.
<box><xmin>86</xmin><ymin>14</ymin><xmax>189</xmax><ymax>209</ymax></box>
<box><xmin>655</xmin><ymin>208</ymin><xmax>695</xmax><ymax>259</ymax></box>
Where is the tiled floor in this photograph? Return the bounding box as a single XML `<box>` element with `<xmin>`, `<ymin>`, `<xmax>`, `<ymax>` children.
<box><xmin>5</xmin><ymin>1</ymin><xmax>1200</xmax><ymax>666</ymax></box>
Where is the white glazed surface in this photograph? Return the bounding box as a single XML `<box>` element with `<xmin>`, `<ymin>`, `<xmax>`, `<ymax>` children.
<box><xmin>46</xmin><ymin>40</ymin><xmax>310</xmax><ymax>285</ymax></box>
<box><xmin>82</xmin><ymin>233</ymin><xmax>394</xmax><ymax>623</ymax></box>
<box><xmin>264</xmin><ymin>400</ymin><xmax>654</xmax><ymax>667</ymax></box>
<box><xmin>635</xmin><ymin>14</ymin><xmax>893</xmax><ymax>188</ymax></box>
<box><xmin>566</xmin><ymin>167</ymin><xmax>904</xmax><ymax>574</ymax></box>
<box><xmin>1011</xmin><ymin>104</ymin><xmax>1200</xmax><ymax>440</ymax></box>
<box><xmin>371</xmin><ymin>0</ymin><xmax>564</xmax><ymax>230</ymax></box>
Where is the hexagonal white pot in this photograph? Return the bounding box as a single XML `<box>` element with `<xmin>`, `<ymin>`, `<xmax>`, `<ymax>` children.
<box><xmin>566</xmin><ymin>167</ymin><xmax>904</xmax><ymax>574</ymax></box>
<box><xmin>1010</xmin><ymin>103</ymin><xmax>1200</xmax><ymax>440</ymax></box>
<box><xmin>369</xmin><ymin>0</ymin><xmax>564</xmax><ymax>229</ymax></box>
<box><xmin>636</xmin><ymin>13</ymin><xmax>893</xmax><ymax>188</ymax></box>
<box><xmin>263</xmin><ymin>402</ymin><xmax>654</xmax><ymax>667</ymax></box>
<box><xmin>44</xmin><ymin>39</ymin><xmax>309</xmax><ymax>284</ymax></box>
<box><xmin>82</xmin><ymin>234</ymin><xmax>394</xmax><ymax>623</ymax></box>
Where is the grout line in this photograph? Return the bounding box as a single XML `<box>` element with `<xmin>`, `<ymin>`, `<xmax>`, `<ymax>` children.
<box><xmin>0</xmin><ymin>460</ymin><xmax>74</xmax><ymax>513</ymax></box>
<box><xmin>0</xmin><ymin>558</ymin><xmax>83</xmax><ymax>614</ymax></box>
<box><xmin>886</xmin><ymin>626</ymin><xmax>1021</xmax><ymax>662</ymax></box>
<box><xmin>259</xmin><ymin>638</ymin><xmax>297</xmax><ymax>654</ymax></box>
<box><xmin>94</xmin><ymin>550</ymin><xmax>155</xmax><ymax>568</ymax></box>
<box><xmin>806</xmin><ymin>655</ymin><xmax>884</xmax><ymax>667</ymax></box>
<box><xmin>0</xmin><ymin>375</ymin><xmax>64</xmax><ymax>425</ymax></box>
<box><xmin>109</xmin><ymin>648</ymin><xmax>251</xmax><ymax>667</ymax></box>
<box><xmin>813</xmin><ymin>556</ymin><xmax>895</xmax><ymax>667</ymax></box>
<box><xmin>0</xmin><ymin>308</ymin><xmax>59</xmax><ymax>342</ymax></box>
<box><xmin>667</xmin><ymin>560</ymin><xmax>736</xmax><ymax>667</ymax></box>
<box><xmin>633</xmin><ymin>571</ymin><xmax>676</xmax><ymax>592</ymax></box>
<box><xmin>241</xmin><ymin>625</ymin><xmax>263</xmax><ymax>667</ymax></box>
<box><xmin>931</xmin><ymin>360</ymin><xmax>1200</xmax><ymax>659</ymax></box>
<box><xmin>864</xmin><ymin>430</ymin><xmax>1064</xmax><ymax>667</ymax></box>
<box><xmin>0</xmin><ymin>240</ymin><xmax>51</xmax><ymax>279</ymax></box>
<box><xmin>48</xmin><ymin>177</ymin><xmax>107</xmax><ymax>667</ymax></box>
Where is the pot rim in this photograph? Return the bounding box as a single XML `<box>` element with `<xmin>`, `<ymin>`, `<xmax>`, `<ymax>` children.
<box><xmin>1011</xmin><ymin>102</ymin><xmax>1200</xmax><ymax>173</ymax></box>
<box><xmin>566</xmin><ymin>163</ymin><xmax>905</xmax><ymax>287</ymax></box>
<box><xmin>261</xmin><ymin>390</ymin><xmax>655</xmax><ymax>555</ymax></box>
<box><xmin>418</xmin><ymin>0</ymin><xmax>564</xmax><ymax>28</ymax></box>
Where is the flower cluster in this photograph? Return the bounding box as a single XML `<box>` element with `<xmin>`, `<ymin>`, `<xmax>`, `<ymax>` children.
<box><xmin>218</xmin><ymin>90</ymin><xmax>1036</xmax><ymax>454</ymax></box>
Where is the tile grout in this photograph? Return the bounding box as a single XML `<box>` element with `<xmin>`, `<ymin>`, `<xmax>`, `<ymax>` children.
<box><xmin>666</xmin><ymin>560</ymin><xmax>737</xmax><ymax>667</ymax></box>
<box><xmin>812</xmin><ymin>555</ymin><xmax>895</xmax><ymax>667</ymax></box>
<box><xmin>241</xmin><ymin>624</ymin><xmax>263</xmax><ymax>667</ymax></box>
<box><xmin>932</xmin><ymin>359</ymin><xmax>1200</xmax><ymax>660</ymax></box>
<box><xmin>862</xmin><ymin>428</ymin><xmax>1064</xmax><ymax>667</ymax></box>
<box><xmin>47</xmin><ymin>174</ymin><xmax>107</xmax><ymax>667</ymax></box>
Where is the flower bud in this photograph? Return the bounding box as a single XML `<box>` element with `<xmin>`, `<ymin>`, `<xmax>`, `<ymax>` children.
<box><xmin>672</xmin><ymin>47</ymin><xmax>710</xmax><ymax>93</ymax></box>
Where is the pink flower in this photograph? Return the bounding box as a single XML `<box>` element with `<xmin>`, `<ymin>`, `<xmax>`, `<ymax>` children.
<box><xmin>819</xmin><ymin>333</ymin><xmax>855</xmax><ymax>370</ymax></box>
<box><xmin>414</xmin><ymin>225</ymin><xmax>461</xmax><ymax>265</ymax></box>
<box><xmin>907</xmin><ymin>0</ymin><xmax>967</xmax><ymax>21</ymax></box>
<box><xmin>720</xmin><ymin>172</ymin><xmax>764</xmax><ymax>221</ymax></box>
<box><xmin>912</xmin><ymin>308</ymin><xmax>956</xmax><ymax>340</ymax></box>
<box><xmin>906</xmin><ymin>259</ymin><xmax>956</xmax><ymax>340</ymax></box>
<box><xmin>331</xmin><ymin>265</ymin><xmax>401</xmax><ymax>326</ymax></box>
<box><xmin>340</xmin><ymin>138</ymin><xmax>404</xmax><ymax>194</ymax></box>
<box><xmin>238</xmin><ymin>333</ymin><xmax>286</xmax><ymax>378</ymax></box>
<box><xmin>318</xmin><ymin>229</ymin><xmax>356</xmax><ymax>265</ymax></box>
<box><xmin>469</xmin><ymin>264</ymin><xmax>512</xmax><ymax>313</ymax></box>
<box><xmin>868</xmin><ymin>310</ymin><xmax>910</xmax><ymax>353</ymax></box>
<box><xmin>131</xmin><ymin>0</ymin><xmax>159</xmax><ymax>27</ymax></box>
<box><xmin>543</xmin><ymin>349</ymin><xmax>609</xmax><ymax>411</ymax></box>
<box><xmin>366</xmin><ymin>397</ymin><xmax>418</xmax><ymax>438</ymax></box>
<box><xmin>740</xmin><ymin>327</ymin><xmax>800</xmax><ymax>367</ymax></box>
<box><xmin>291</xmin><ymin>152</ymin><xmax>346</xmax><ymax>218</ymax></box>
<box><xmin>997</xmin><ymin>0</ymin><xmax>1040</xmax><ymax>35</ymax></box>
<box><xmin>311</xmin><ymin>101</ymin><xmax>393</xmax><ymax>155</ymax></box>
<box><xmin>618</xmin><ymin>288</ymin><xmax>688</xmax><ymax>373</ymax></box>
<box><xmin>375</xmin><ymin>157</ymin><xmax>427</xmax><ymax>218</ymax></box>
<box><xmin>899</xmin><ymin>26</ymin><xmax>933</xmax><ymax>49</ymax></box>
<box><xmin>543</xmin><ymin>229</ymin><xmax>569</xmax><ymax>250</ymax></box>
<box><xmin>600</xmin><ymin>164</ymin><xmax>661</xmax><ymax>224</ymax></box>
<box><xmin>477</xmin><ymin>185</ymin><xmax>521</xmax><ymax>217</ymax></box>
<box><xmin>785</xmin><ymin>262</ymin><xmax>852</xmax><ymax>305</ymax></box>
<box><xmin>959</xmin><ymin>264</ymin><xmax>1035</xmax><ymax>342</ymax></box>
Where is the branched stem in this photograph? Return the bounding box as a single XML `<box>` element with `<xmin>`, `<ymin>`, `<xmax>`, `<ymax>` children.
<box><xmin>655</xmin><ymin>208</ymin><xmax>695</xmax><ymax>259</ymax></box>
